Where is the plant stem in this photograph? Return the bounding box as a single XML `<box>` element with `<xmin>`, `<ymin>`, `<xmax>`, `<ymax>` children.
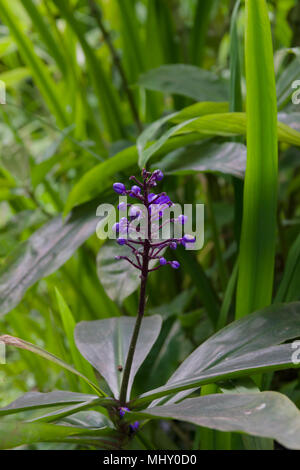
<box><xmin>119</xmin><ymin>183</ymin><xmax>150</xmax><ymax>405</ymax></box>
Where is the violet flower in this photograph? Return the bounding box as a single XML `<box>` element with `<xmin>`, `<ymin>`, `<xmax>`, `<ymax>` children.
<box><xmin>114</xmin><ymin>169</ymin><xmax>196</xmax><ymax>406</ymax></box>
<box><xmin>112</xmin><ymin>169</ymin><xmax>196</xmax><ymax>275</ymax></box>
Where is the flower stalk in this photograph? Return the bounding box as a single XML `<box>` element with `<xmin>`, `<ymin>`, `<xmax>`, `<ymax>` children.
<box><xmin>113</xmin><ymin>169</ymin><xmax>196</xmax><ymax>405</ymax></box>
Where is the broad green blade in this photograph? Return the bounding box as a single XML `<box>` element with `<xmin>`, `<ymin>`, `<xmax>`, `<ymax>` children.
<box><xmin>64</xmin><ymin>147</ymin><xmax>138</xmax><ymax>215</ymax></box>
<box><xmin>0</xmin><ymin>421</ymin><xmax>119</xmax><ymax>450</ymax></box>
<box><xmin>55</xmin><ymin>288</ymin><xmax>97</xmax><ymax>391</ymax></box>
<box><xmin>277</xmin><ymin>55</ymin><xmax>300</xmax><ymax>109</ymax></box>
<box><xmin>28</xmin><ymin>401</ymin><xmax>110</xmax><ymax>425</ymax></box>
<box><xmin>137</xmin><ymin>344</ymin><xmax>298</xmax><ymax>404</ymax></box>
<box><xmin>64</xmin><ymin>132</ymin><xmax>203</xmax><ymax>213</ymax></box>
<box><xmin>0</xmin><ymin>198</ymin><xmax>108</xmax><ymax>315</ymax></box>
<box><xmin>97</xmin><ymin>241</ymin><xmax>143</xmax><ymax>305</ymax></box>
<box><xmin>75</xmin><ymin>315</ymin><xmax>162</xmax><ymax>401</ymax></box>
<box><xmin>236</xmin><ymin>0</ymin><xmax>278</xmax><ymax>318</ymax></box>
<box><xmin>157</xmin><ymin>141</ymin><xmax>247</xmax><ymax>179</ymax></box>
<box><xmin>137</xmin><ymin>101</ymin><xmax>228</xmax><ymax>166</ymax></box>
<box><xmin>58</xmin><ymin>410</ymin><xmax>110</xmax><ymax>429</ymax></box>
<box><xmin>132</xmin><ymin>392</ymin><xmax>300</xmax><ymax>450</ymax></box>
<box><xmin>0</xmin><ymin>335</ymin><xmax>104</xmax><ymax>396</ymax></box>
<box><xmin>0</xmin><ymin>67</ymin><xmax>30</xmax><ymax>87</ymax></box>
<box><xmin>138</xmin><ymin>65</ymin><xmax>228</xmax><ymax>101</ymax></box>
<box><xmin>275</xmin><ymin>233</ymin><xmax>300</xmax><ymax>302</ymax></box>
<box><xmin>134</xmin><ymin>302</ymin><xmax>300</xmax><ymax>405</ymax></box>
<box><xmin>171</xmin><ymin>102</ymin><xmax>229</xmax><ymax>122</ymax></box>
<box><xmin>96</xmin><ymin>241</ymin><xmax>162</xmax><ymax>305</ymax></box>
<box><xmin>140</xmin><ymin>112</ymin><xmax>300</xmax><ymax>167</ymax></box>
<box><xmin>190</xmin><ymin>0</ymin><xmax>215</xmax><ymax>66</ymax></box>
<box><xmin>0</xmin><ymin>391</ymin><xmax>98</xmax><ymax>417</ymax></box>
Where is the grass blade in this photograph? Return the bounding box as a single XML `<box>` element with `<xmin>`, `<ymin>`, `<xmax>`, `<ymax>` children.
<box><xmin>236</xmin><ymin>0</ymin><xmax>278</xmax><ymax>318</ymax></box>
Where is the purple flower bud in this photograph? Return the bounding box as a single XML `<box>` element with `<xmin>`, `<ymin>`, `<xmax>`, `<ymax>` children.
<box><xmin>112</xmin><ymin>222</ymin><xmax>119</xmax><ymax>232</ymax></box>
<box><xmin>159</xmin><ymin>257</ymin><xmax>167</xmax><ymax>265</ymax></box>
<box><xmin>153</xmin><ymin>169</ymin><xmax>164</xmax><ymax>181</ymax></box>
<box><xmin>117</xmin><ymin>238</ymin><xmax>127</xmax><ymax>245</ymax></box>
<box><xmin>113</xmin><ymin>182</ymin><xmax>126</xmax><ymax>195</ymax></box>
<box><xmin>170</xmin><ymin>242</ymin><xmax>177</xmax><ymax>250</ymax></box>
<box><xmin>131</xmin><ymin>185</ymin><xmax>141</xmax><ymax>196</ymax></box>
<box><xmin>178</xmin><ymin>215</ymin><xmax>188</xmax><ymax>225</ymax></box>
<box><xmin>119</xmin><ymin>406</ymin><xmax>130</xmax><ymax>418</ymax></box>
<box><xmin>148</xmin><ymin>193</ymin><xmax>157</xmax><ymax>203</ymax></box>
<box><xmin>170</xmin><ymin>261</ymin><xmax>180</xmax><ymax>269</ymax></box>
<box><xmin>118</xmin><ymin>202</ymin><xmax>127</xmax><ymax>211</ymax></box>
<box><xmin>156</xmin><ymin>194</ymin><xmax>172</xmax><ymax>206</ymax></box>
<box><xmin>183</xmin><ymin>234</ymin><xmax>196</xmax><ymax>244</ymax></box>
<box><xmin>129</xmin><ymin>421</ymin><xmax>140</xmax><ymax>432</ymax></box>
<box><xmin>129</xmin><ymin>205</ymin><xmax>142</xmax><ymax>219</ymax></box>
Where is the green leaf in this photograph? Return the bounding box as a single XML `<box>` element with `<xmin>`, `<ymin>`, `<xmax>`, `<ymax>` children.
<box><xmin>0</xmin><ymin>198</ymin><xmax>106</xmax><ymax>316</ymax></box>
<box><xmin>75</xmin><ymin>315</ymin><xmax>162</xmax><ymax>401</ymax></box>
<box><xmin>278</xmin><ymin>112</ymin><xmax>300</xmax><ymax>133</ymax></box>
<box><xmin>157</xmin><ymin>141</ymin><xmax>247</xmax><ymax>179</ymax></box>
<box><xmin>277</xmin><ymin>55</ymin><xmax>300</xmax><ymax>109</ymax></box>
<box><xmin>64</xmin><ymin>132</ymin><xmax>205</xmax><ymax>213</ymax></box>
<box><xmin>64</xmin><ymin>147</ymin><xmax>138</xmax><ymax>215</ymax></box>
<box><xmin>171</xmin><ymin>101</ymin><xmax>229</xmax><ymax>123</ymax></box>
<box><xmin>0</xmin><ymin>391</ymin><xmax>98</xmax><ymax>417</ymax></box>
<box><xmin>236</xmin><ymin>0</ymin><xmax>278</xmax><ymax>318</ymax></box>
<box><xmin>97</xmin><ymin>240</ymin><xmax>165</xmax><ymax>305</ymax></box>
<box><xmin>0</xmin><ymin>335</ymin><xmax>104</xmax><ymax>396</ymax></box>
<box><xmin>0</xmin><ymin>421</ymin><xmax>119</xmax><ymax>450</ymax></box>
<box><xmin>133</xmin><ymin>392</ymin><xmax>300</xmax><ymax>450</ymax></box>
<box><xmin>140</xmin><ymin>112</ymin><xmax>300</xmax><ymax>168</ymax></box>
<box><xmin>190</xmin><ymin>0</ymin><xmax>214</xmax><ymax>66</ymax></box>
<box><xmin>135</xmin><ymin>302</ymin><xmax>300</xmax><ymax>405</ymax></box>
<box><xmin>275</xmin><ymin>233</ymin><xmax>300</xmax><ymax>302</ymax></box>
<box><xmin>0</xmin><ymin>67</ymin><xmax>30</xmax><ymax>87</ymax></box>
<box><xmin>174</xmin><ymin>113</ymin><xmax>300</xmax><ymax>145</ymax></box>
<box><xmin>137</xmin><ymin>101</ymin><xmax>228</xmax><ymax>167</ymax></box>
<box><xmin>59</xmin><ymin>410</ymin><xmax>110</xmax><ymax>429</ymax></box>
<box><xmin>55</xmin><ymin>288</ymin><xmax>97</xmax><ymax>391</ymax></box>
<box><xmin>97</xmin><ymin>241</ymin><xmax>142</xmax><ymax>305</ymax></box>
<box><xmin>138</xmin><ymin>65</ymin><xmax>228</xmax><ymax>101</ymax></box>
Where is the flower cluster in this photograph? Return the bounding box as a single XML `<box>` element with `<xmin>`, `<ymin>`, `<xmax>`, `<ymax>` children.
<box><xmin>113</xmin><ymin>169</ymin><xmax>195</xmax><ymax>273</ymax></box>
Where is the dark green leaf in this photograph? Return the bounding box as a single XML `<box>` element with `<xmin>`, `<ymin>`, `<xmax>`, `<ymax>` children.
<box><xmin>133</xmin><ymin>392</ymin><xmax>300</xmax><ymax>450</ymax></box>
<box><xmin>75</xmin><ymin>315</ymin><xmax>162</xmax><ymax>401</ymax></box>
<box><xmin>97</xmin><ymin>241</ymin><xmax>163</xmax><ymax>304</ymax></box>
<box><xmin>138</xmin><ymin>65</ymin><xmax>228</xmax><ymax>101</ymax></box>
<box><xmin>135</xmin><ymin>303</ymin><xmax>300</xmax><ymax>405</ymax></box>
<box><xmin>0</xmin><ymin>198</ymin><xmax>106</xmax><ymax>315</ymax></box>
<box><xmin>0</xmin><ymin>335</ymin><xmax>104</xmax><ymax>396</ymax></box>
<box><xmin>97</xmin><ymin>241</ymin><xmax>142</xmax><ymax>304</ymax></box>
<box><xmin>0</xmin><ymin>391</ymin><xmax>98</xmax><ymax>417</ymax></box>
<box><xmin>0</xmin><ymin>421</ymin><xmax>119</xmax><ymax>450</ymax></box>
<box><xmin>157</xmin><ymin>141</ymin><xmax>247</xmax><ymax>179</ymax></box>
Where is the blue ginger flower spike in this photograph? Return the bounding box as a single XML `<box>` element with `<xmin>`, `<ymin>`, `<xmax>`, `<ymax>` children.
<box><xmin>112</xmin><ymin>168</ymin><xmax>196</xmax><ymax>274</ymax></box>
